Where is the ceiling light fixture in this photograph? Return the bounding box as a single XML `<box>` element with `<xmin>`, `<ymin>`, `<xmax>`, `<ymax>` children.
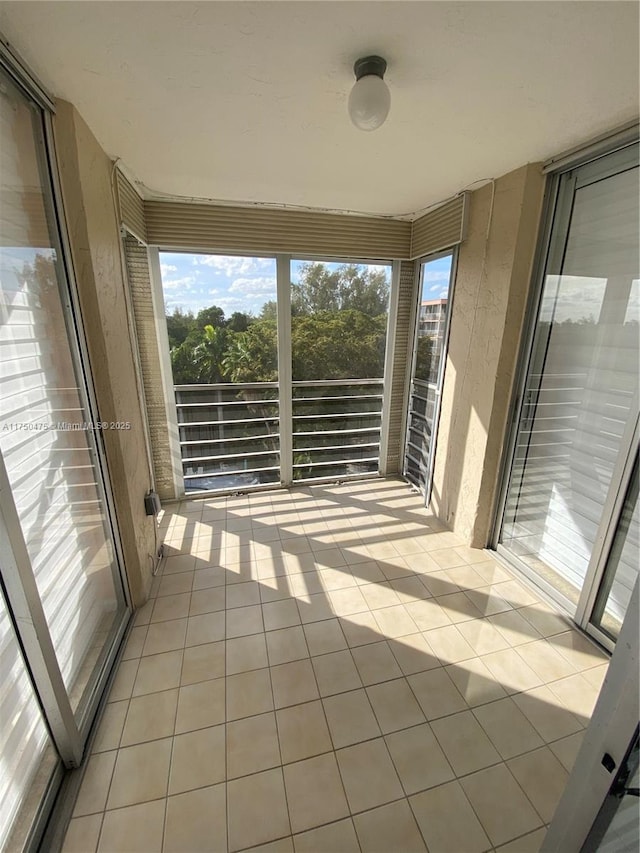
<box><xmin>348</xmin><ymin>55</ymin><xmax>390</xmax><ymax>132</ymax></box>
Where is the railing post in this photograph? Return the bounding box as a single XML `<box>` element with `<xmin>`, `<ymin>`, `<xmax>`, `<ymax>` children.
<box><xmin>277</xmin><ymin>255</ymin><xmax>293</xmax><ymax>486</ymax></box>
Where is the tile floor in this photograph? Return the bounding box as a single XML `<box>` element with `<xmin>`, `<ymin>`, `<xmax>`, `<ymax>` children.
<box><xmin>62</xmin><ymin>479</ymin><xmax>610</xmax><ymax>853</ymax></box>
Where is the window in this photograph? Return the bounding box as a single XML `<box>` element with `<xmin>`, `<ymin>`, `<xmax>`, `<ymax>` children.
<box><xmin>404</xmin><ymin>252</ymin><xmax>455</xmax><ymax>502</ymax></box>
<box><xmin>159</xmin><ymin>252</ymin><xmax>279</xmax><ymax>492</ymax></box>
<box><xmin>157</xmin><ymin>254</ymin><xmax>392</xmax><ymax>493</ymax></box>
<box><xmin>290</xmin><ymin>259</ymin><xmax>391</xmax><ymax>482</ymax></box>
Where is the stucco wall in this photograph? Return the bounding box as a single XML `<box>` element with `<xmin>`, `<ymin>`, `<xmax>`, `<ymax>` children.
<box><xmin>53</xmin><ymin>100</ymin><xmax>155</xmax><ymax>606</ymax></box>
<box><xmin>430</xmin><ymin>163</ymin><xmax>546</xmax><ymax>546</ymax></box>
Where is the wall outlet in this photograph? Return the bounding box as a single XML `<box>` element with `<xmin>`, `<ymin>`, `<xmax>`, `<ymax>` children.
<box><xmin>144</xmin><ymin>491</ymin><xmax>161</xmax><ymax>516</ymax></box>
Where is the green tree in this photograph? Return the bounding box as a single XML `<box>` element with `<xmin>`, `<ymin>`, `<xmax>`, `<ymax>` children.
<box><xmin>260</xmin><ymin>301</ymin><xmax>278</xmax><ymax>321</ymax></box>
<box><xmin>169</xmin><ymin>331</ymin><xmax>202</xmax><ymax>384</ymax></box>
<box><xmin>291</xmin><ymin>262</ymin><xmax>389</xmax><ymax>317</ymax></box>
<box><xmin>292</xmin><ymin>310</ymin><xmax>387</xmax><ymax>380</ymax></box>
<box><xmin>196</xmin><ymin>305</ymin><xmax>225</xmax><ymax>329</ymax></box>
<box><xmin>227</xmin><ymin>311</ymin><xmax>252</xmax><ymax>333</ymax></box>
<box><xmin>223</xmin><ymin>321</ymin><xmax>278</xmax><ymax>383</ymax></box>
<box><xmin>170</xmin><ymin>324</ymin><xmax>231</xmax><ymax>384</ymax></box>
<box><xmin>165</xmin><ymin>259</ymin><xmax>390</xmax><ymax>386</ymax></box>
<box><xmin>192</xmin><ymin>324</ymin><xmax>231</xmax><ymax>383</ymax></box>
<box><xmin>166</xmin><ymin>308</ymin><xmax>196</xmax><ymax>348</ymax></box>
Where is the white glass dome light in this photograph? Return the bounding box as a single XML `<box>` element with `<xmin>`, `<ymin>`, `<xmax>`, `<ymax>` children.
<box><xmin>348</xmin><ymin>55</ymin><xmax>390</xmax><ymax>132</ymax></box>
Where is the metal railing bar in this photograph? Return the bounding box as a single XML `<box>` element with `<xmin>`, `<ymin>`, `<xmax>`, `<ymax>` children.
<box><xmin>176</xmin><ymin>382</ymin><xmax>279</xmax><ymax>391</ymax></box>
<box><xmin>291</xmin><ymin>394</ymin><xmax>383</xmax><ymax>404</ymax></box>
<box><xmin>183</xmin><ymin>465</ymin><xmax>280</xmax><ymax>479</ymax></box>
<box><xmin>294</xmin><ymin>412</ymin><xmax>381</xmax><ymax>422</ymax></box>
<box><xmin>294</xmin><ymin>442</ymin><xmax>380</xmax><ymax>454</ymax></box>
<box><xmin>176</xmin><ymin>399</ymin><xmax>280</xmax><ymax>409</ymax></box>
<box><xmin>183</xmin><ymin>449</ymin><xmax>281</xmax><ymax>463</ymax></box>
<box><xmin>291</xmin><ymin>378</ymin><xmax>382</xmax><ymax>388</ymax></box>
<box><xmin>179</xmin><ymin>416</ymin><xmax>279</xmax><ymax>427</ymax></box>
<box><xmin>292</xmin><ymin>456</ymin><xmax>379</xmax><ymax>469</ymax></box>
<box><xmin>180</xmin><ymin>434</ymin><xmax>282</xmax><ymax>447</ymax></box>
<box><xmin>293</xmin><ymin>427</ymin><xmax>380</xmax><ymax>438</ymax></box>
<box><xmin>407</xmin><ymin>439</ymin><xmax>429</xmax><ymax>456</ymax></box>
<box><xmin>410</xmin><ymin>392</ymin><xmax>434</xmax><ymax>405</ymax></box>
<box><xmin>176</xmin><ymin>379</ymin><xmax>383</xmax><ymax>391</ymax></box>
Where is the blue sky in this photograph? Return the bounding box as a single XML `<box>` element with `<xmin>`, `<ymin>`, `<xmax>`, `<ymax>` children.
<box><xmin>159</xmin><ymin>252</ymin><xmax>392</xmax><ymax>316</ymax></box>
<box><xmin>159</xmin><ymin>253</ymin><xmax>277</xmax><ymax>315</ymax></box>
<box><xmin>420</xmin><ymin>254</ymin><xmax>452</xmax><ymax>303</ymax></box>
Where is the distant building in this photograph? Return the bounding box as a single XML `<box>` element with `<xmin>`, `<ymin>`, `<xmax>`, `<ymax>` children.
<box><xmin>419</xmin><ymin>298</ymin><xmax>448</xmax><ymax>343</ymax></box>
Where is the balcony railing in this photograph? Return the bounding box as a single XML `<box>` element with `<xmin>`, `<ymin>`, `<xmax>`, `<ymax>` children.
<box><xmin>175</xmin><ymin>379</ymin><xmax>383</xmax><ymax>492</ymax></box>
<box><xmin>405</xmin><ymin>378</ymin><xmax>437</xmax><ymax>490</ymax></box>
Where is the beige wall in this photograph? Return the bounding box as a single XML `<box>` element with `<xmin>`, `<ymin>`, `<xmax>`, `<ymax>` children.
<box><xmin>430</xmin><ymin>163</ymin><xmax>546</xmax><ymax>547</ymax></box>
<box><xmin>53</xmin><ymin>100</ymin><xmax>155</xmax><ymax>606</ymax></box>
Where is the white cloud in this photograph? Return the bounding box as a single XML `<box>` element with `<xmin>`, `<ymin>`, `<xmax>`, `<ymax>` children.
<box><xmin>192</xmin><ymin>255</ymin><xmax>275</xmax><ymax>277</ymax></box>
<box><xmin>164</xmin><ymin>294</ymin><xmax>208</xmax><ymax>311</ymax></box>
<box><xmin>423</xmin><ymin>270</ymin><xmax>450</xmax><ymax>283</ymax></box>
<box><xmin>539</xmin><ymin>274</ymin><xmax>606</xmax><ymax>323</ymax></box>
<box><xmin>162</xmin><ymin>275</ymin><xmax>197</xmax><ymax>291</ymax></box>
<box><xmin>160</xmin><ymin>263</ymin><xmax>177</xmax><ymax>277</ymax></box>
<box><xmin>213</xmin><ymin>296</ymin><xmax>247</xmax><ymax>310</ymax></box>
<box><xmin>229</xmin><ymin>276</ymin><xmax>276</xmax><ymax>297</ymax></box>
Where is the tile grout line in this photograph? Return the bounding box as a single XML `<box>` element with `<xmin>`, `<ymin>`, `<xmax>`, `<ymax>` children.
<box><xmin>297</xmin><ymin>628</ymin><xmax>362</xmax><ymax>850</ymax></box>
<box><xmin>73</xmin><ymin>483</ymin><xmax>604</xmax><ymax>850</ymax></box>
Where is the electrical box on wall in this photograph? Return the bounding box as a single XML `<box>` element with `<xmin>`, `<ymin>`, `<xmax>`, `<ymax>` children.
<box><xmin>144</xmin><ymin>491</ymin><xmax>161</xmax><ymax>516</ymax></box>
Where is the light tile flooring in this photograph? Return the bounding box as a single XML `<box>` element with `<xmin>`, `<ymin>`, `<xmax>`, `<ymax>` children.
<box><xmin>63</xmin><ymin>480</ymin><xmax>610</xmax><ymax>853</ymax></box>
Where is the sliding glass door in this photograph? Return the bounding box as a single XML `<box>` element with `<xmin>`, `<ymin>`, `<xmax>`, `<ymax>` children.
<box><xmin>0</xmin><ymin>58</ymin><xmax>129</xmax><ymax>848</ymax></box>
<box><xmin>497</xmin><ymin>141</ymin><xmax>639</xmax><ymax>646</ymax></box>
<box><xmin>403</xmin><ymin>252</ymin><xmax>455</xmax><ymax>503</ymax></box>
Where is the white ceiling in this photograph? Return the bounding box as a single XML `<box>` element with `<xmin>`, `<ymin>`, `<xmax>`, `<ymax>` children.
<box><xmin>0</xmin><ymin>1</ymin><xmax>638</xmax><ymax>217</ymax></box>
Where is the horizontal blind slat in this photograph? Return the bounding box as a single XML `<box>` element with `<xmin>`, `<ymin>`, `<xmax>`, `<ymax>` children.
<box><xmin>144</xmin><ymin>200</ymin><xmax>411</xmax><ymax>259</ymax></box>
<box><xmin>116</xmin><ymin>171</ymin><xmax>147</xmax><ymax>244</ymax></box>
<box><xmin>410</xmin><ymin>194</ymin><xmax>468</xmax><ymax>258</ymax></box>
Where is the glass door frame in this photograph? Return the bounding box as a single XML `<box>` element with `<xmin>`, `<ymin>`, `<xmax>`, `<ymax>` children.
<box><xmin>577</xmin><ymin>434</ymin><xmax>639</xmax><ymax>651</ymax></box>
<box><xmin>0</xmin><ymin>26</ymin><xmax>132</xmax><ymax>788</ymax></box>
<box><xmin>402</xmin><ymin>248</ymin><xmax>458</xmax><ymax>507</ymax></box>
<box><xmin>580</xmin><ymin>726</ymin><xmax>640</xmax><ymax>852</ymax></box>
<box><xmin>492</xmin><ymin>129</ymin><xmax>640</xmax><ymax>648</ymax></box>
<box><xmin>541</xmin><ymin>579</ymin><xmax>639</xmax><ymax>852</ymax></box>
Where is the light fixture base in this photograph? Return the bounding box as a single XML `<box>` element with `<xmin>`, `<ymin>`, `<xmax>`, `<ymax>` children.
<box><xmin>353</xmin><ymin>55</ymin><xmax>387</xmax><ymax>81</ymax></box>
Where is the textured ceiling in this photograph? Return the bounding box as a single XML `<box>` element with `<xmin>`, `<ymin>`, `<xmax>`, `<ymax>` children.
<box><xmin>0</xmin><ymin>1</ymin><xmax>638</xmax><ymax>216</ymax></box>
